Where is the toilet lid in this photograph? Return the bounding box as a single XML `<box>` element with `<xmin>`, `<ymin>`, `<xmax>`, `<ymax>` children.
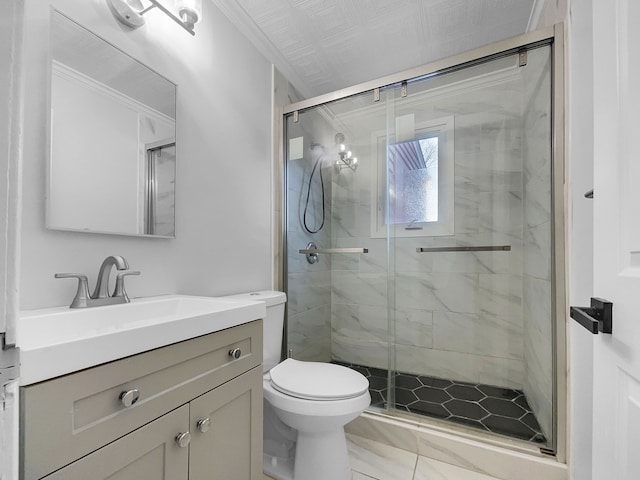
<box><xmin>269</xmin><ymin>358</ymin><xmax>369</xmax><ymax>401</ymax></box>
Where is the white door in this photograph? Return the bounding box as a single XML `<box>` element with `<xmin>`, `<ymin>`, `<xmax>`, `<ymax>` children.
<box><xmin>591</xmin><ymin>1</ymin><xmax>640</xmax><ymax>478</ymax></box>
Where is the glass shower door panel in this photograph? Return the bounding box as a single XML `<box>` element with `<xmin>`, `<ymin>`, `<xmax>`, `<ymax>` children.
<box><xmin>284</xmin><ymin>90</ymin><xmax>392</xmax><ymax>411</ymax></box>
<box><xmin>388</xmin><ymin>47</ymin><xmax>554</xmax><ymax>447</ymax></box>
<box><xmin>284</xmin><ymin>107</ymin><xmax>334</xmax><ymax>364</ymax></box>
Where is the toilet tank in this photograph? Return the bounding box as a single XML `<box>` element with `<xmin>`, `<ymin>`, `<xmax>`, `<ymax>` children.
<box><xmin>218</xmin><ymin>291</ymin><xmax>286</xmax><ymax>372</ymax></box>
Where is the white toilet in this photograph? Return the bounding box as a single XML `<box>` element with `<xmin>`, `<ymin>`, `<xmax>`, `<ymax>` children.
<box><xmin>221</xmin><ymin>291</ymin><xmax>370</xmax><ymax>480</ymax></box>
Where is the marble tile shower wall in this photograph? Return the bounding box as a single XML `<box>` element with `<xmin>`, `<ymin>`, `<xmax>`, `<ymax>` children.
<box><xmin>330</xmin><ymin>79</ymin><xmax>529</xmax><ymax>389</ymax></box>
<box><xmin>329</xmin><ymin>147</ymin><xmax>390</xmax><ymax>371</ymax></box>
<box><xmin>521</xmin><ymin>49</ymin><xmax>553</xmax><ymax>439</ymax></box>
<box><xmin>286</xmin><ymin>113</ymin><xmax>334</xmax><ymax>362</ymax></box>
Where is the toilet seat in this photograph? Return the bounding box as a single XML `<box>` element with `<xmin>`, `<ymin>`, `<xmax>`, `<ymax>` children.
<box><xmin>269</xmin><ymin>358</ymin><xmax>369</xmax><ymax>401</ymax></box>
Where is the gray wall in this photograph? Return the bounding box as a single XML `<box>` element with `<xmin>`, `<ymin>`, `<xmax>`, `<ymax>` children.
<box><xmin>19</xmin><ymin>0</ymin><xmax>273</xmax><ymax>310</ymax></box>
<box><xmin>567</xmin><ymin>0</ymin><xmax>595</xmax><ymax>478</ymax></box>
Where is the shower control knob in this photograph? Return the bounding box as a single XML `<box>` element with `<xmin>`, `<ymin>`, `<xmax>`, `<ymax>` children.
<box><xmin>119</xmin><ymin>389</ymin><xmax>140</xmax><ymax>407</ymax></box>
<box><xmin>175</xmin><ymin>431</ymin><xmax>191</xmax><ymax>448</ymax></box>
<box><xmin>229</xmin><ymin>348</ymin><xmax>242</xmax><ymax>359</ymax></box>
<box><xmin>197</xmin><ymin>418</ymin><xmax>211</xmax><ymax>433</ymax></box>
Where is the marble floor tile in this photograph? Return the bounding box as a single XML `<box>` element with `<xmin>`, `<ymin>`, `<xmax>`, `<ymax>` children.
<box><xmin>347</xmin><ymin>434</ymin><xmax>417</xmax><ymax>480</ymax></box>
<box><xmin>413</xmin><ymin>456</ymin><xmax>500</xmax><ymax>480</ymax></box>
<box><xmin>264</xmin><ymin>437</ymin><xmax>503</xmax><ymax>480</ymax></box>
<box><xmin>352</xmin><ymin>472</ymin><xmax>378</xmax><ymax>479</ymax></box>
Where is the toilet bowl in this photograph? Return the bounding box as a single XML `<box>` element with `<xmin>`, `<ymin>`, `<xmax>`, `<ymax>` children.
<box><xmin>219</xmin><ymin>291</ymin><xmax>370</xmax><ymax>480</ymax></box>
<box><xmin>265</xmin><ymin>358</ymin><xmax>371</xmax><ymax>480</ymax></box>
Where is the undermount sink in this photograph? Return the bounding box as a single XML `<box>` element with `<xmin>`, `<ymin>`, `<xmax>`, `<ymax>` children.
<box><xmin>18</xmin><ymin>294</ymin><xmax>266</xmax><ymax>385</ymax></box>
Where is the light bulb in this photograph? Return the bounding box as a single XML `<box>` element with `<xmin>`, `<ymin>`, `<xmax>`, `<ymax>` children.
<box><xmin>339</xmin><ymin>144</ymin><xmax>346</xmax><ymax>152</ymax></box>
<box><xmin>176</xmin><ymin>0</ymin><xmax>203</xmax><ymax>29</ymax></box>
<box><xmin>353</xmin><ymin>157</ymin><xmax>358</xmax><ymax>164</ymax></box>
<box><xmin>347</xmin><ymin>151</ymin><xmax>352</xmax><ymax>158</ymax></box>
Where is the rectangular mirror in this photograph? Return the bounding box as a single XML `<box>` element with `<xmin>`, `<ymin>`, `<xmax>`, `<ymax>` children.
<box><xmin>48</xmin><ymin>11</ymin><xmax>177</xmax><ymax>237</ymax></box>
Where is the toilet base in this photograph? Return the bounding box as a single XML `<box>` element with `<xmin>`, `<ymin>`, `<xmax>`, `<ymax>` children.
<box><xmin>263</xmin><ymin>453</ymin><xmax>294</xmax><ymax>480</ymax></box>
<box><xmin>293</xmin><ymin>427</ymin><xmax>351</xmax><ymax>480</ymax></box>
<box><xmin>264</xmin><ymin>427</ymin><xmax>351</xmax><ymax>480</ymax></box>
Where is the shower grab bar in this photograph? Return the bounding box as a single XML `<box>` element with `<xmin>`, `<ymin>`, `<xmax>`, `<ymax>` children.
<box><xmin>416</xmin><ymin>245</ymin><xmax>511</xmax><ymax>253</ymax></box>
<box><xmin>298</xmin><ymin>247</ymin><xmax>369</xmax><ymax>254</ymax></box>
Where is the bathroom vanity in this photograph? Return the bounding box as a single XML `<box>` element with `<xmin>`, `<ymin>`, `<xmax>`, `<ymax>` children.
<box><xmin>18</xmin><ymin>296</ymin><xmax>265</xmax><ymax>479</ymax></box>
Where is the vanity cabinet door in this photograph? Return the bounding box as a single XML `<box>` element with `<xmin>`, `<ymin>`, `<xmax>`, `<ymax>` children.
<box><xmin>42</xmin><ymin>405</ymin><xmax>189</xmax><ymax>480</ymax></box>
<box><xmin>189</xmin><ymin>366</ymin><xmax>263</xmax><ymax>480</ymax></box>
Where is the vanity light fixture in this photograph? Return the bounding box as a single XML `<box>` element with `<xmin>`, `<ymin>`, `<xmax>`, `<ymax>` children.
<box><xmin>107</xmin><ymin>0</ymin><xmax>203</xmax><ymax>35</ymax></box>
<box><xmin>334</xmin><ymin>132</ymin><xmax>358</xmax><ymax>173</ymax></box>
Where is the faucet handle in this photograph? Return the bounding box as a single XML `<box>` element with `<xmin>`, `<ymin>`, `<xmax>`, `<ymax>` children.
<box><xmin>55</xmin><ymin>273</ymin><xmax>91</xmax><ymax>309</ymax></box>
<box><xmin>113</xmin><ymin>271</ymin><xmax>141</xmax><ymax>302</ymax></box>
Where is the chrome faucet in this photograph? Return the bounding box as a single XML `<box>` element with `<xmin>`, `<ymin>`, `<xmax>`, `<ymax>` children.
<box><xmin>55</xmin><ymin>255</ymin><xmax>140</xmax><ymax>308</ymax></box>
<box><xmin>92</xmin><ymin>256</ymin><xmax>129</xmax><ymax>299</ymax></box>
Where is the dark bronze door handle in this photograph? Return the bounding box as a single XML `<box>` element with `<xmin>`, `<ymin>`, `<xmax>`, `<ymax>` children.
<box><xmin>570</xmin><ymin>297</ymin><xmax>612</xmax><ymax>334</ymax></box>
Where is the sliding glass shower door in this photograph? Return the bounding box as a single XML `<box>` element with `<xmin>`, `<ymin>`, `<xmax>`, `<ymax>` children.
<box><xmin>385</xmin><ymin>46</ymin><xmax>553</xmax><ymax>446</ymax></box>
<box><xmin>284</xmin><ymin>42</ymin><xmax>555</xmax><ymax>450</ymax></box>
<box><xmin>284</xmin><ymin>90</ymin><xmax>391</xmax><ymax>386</ymax></box>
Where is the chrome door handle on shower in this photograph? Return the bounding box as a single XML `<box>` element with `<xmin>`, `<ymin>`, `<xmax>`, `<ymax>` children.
<box><xmin>416</xmin><ymin>245</ymin><xmax>511</xmax><ymax>253</ymax></box>
<box><xmin>298</xmin><ymin>247</ymin><xmax>369</xmax><ymax>254</ymax></box>
<box><xmin>300</xmin><ymin>242</ymin><xmax>368</xmax><ymax>265</ymax></box>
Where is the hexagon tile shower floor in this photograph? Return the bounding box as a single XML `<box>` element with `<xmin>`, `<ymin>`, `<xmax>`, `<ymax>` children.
<box><xmin>334</xmin><ymin>361</ymin><xmax>546</xmax><ymax>443</ymax></box>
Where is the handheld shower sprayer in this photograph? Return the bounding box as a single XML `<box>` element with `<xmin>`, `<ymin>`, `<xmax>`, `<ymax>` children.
<box><xmin>303</xmin><ymin>141</ymin><xmax>327</xmax><ymax>234</ymax></box>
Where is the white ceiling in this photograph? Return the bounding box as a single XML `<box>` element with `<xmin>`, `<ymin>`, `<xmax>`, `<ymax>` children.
<box><xmin>211</xmin><ymin>0</ymin><xmax>542</xmax><ymax>99</ymax></box>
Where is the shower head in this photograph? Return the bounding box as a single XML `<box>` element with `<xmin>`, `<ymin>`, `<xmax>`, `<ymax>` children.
<box><xmin>310</xmin><ymin>143</ymin><xmax>335</xmax><ymax>168</ymax></box>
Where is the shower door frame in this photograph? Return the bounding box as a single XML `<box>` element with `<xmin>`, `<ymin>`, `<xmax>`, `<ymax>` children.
<box><xmin>279</xmin><ymin>24</ymin><xmax>566</xmax><ymax>462</ymax></box>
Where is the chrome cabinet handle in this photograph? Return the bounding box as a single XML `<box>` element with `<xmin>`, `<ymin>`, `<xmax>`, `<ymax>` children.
<box><xmin>229</xmin><ymin>348</ymin><xmax>242</xmax><ymax>359</ymax></box>
<box><xmin>196</xmin><ymin>418</ymin><xmax>211</xmax><ymax>433</ymax></box>
<box><xmin>119</xmin><ymin>388</ymin><xmax>140</xmax><ymax>407</ymax></box>
<box><xmin>175</xmin><ymin>431</ymin><xmax>191</xmax><ymax>448</ymax></box>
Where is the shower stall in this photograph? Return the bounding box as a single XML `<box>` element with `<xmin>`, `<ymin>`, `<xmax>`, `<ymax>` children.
<box><xmin>282</xmin><ymin>27</ymin><xmax>564</xmax><ymax>454</ymax></box>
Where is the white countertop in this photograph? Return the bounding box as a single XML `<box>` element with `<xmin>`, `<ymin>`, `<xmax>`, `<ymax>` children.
<box><xmin>18</xmin><ymin>294</ymin><xmax>266</xmax><ymax>386</ymax></box>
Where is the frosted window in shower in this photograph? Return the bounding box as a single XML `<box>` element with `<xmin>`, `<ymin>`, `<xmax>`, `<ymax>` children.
<box><xmin>371</xmin><ymin>116</ymin><xmax>454</xmax><ymax>238</ymax></box>
<box><xmin>388</xmin><ymin>136</ymin><xmax>439</xmax><ymax>225</ymax></box>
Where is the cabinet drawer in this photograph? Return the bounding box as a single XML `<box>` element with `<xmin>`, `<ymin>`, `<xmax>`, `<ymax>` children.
<box><xmin>21</xmin><ymin>320</ymin><xmax>262</xmax><ymax>480</ymax></box>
